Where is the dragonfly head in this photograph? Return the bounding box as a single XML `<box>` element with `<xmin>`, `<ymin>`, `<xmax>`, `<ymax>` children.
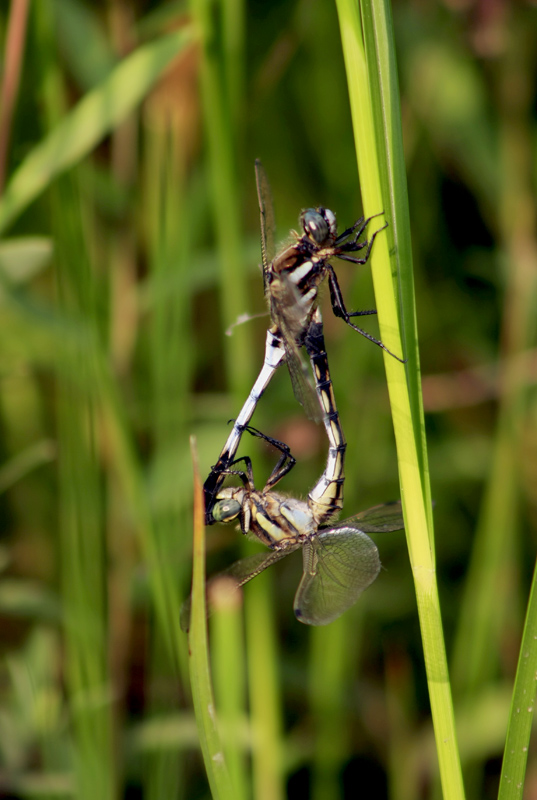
<box><xmin>212</xmin><ymin>497</ymin><xmax>241</xmax><ymax>523</ymax></box>
<box><xmin>300</xmin><ymin>208</ymin><xmax>337</xmax><ymax>245</ymax></box>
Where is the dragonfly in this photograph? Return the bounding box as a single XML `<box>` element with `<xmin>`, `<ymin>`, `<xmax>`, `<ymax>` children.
<box><xmin>254</xmin><ymin>158</ymin><xmax>402</xmax><ymax>407</ymax></box>
<box><xmin>204</xmin><ymin>161</ymin><xmax>402</xmax><ymax>521</ymax></box>
<box><xmin>183</xmin><ymin>425</ymin><xmax>404</xmax><ymax>629</ymax></box>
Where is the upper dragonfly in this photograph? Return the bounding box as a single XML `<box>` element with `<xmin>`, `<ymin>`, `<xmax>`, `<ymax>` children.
<box><xmin>255</xmin><ymin>158</ymin><xmax>398</xmax><ymax>416</ymax></box>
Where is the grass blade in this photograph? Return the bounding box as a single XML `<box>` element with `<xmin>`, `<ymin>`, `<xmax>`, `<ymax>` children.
<box><xmin>188</xmin><ymin>437</ymin><xmax>235</xmax><ymax>800</ymax></box>
<box><xmin>334</xmin><ymin>1</ymin><xmax>464</xmax><ymax>796</ymax></box>
<box><xmin>498</xmin><ymin>558</ymin><xmax>537</xmax><ymax>799</ymax></box>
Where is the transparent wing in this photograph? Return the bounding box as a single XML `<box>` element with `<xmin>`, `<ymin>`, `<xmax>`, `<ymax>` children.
<box><xmin>223</xmin><ymin>546</ymin><xmax>297</xmax><ymax>584</ymax></box>
<box><xmin>180</xmin><ymin>546</ymin><xmax>298</xmax><ymax>632</ymax></box>
<box><xmin>293</xmin><ymin>529</ymin><xmax>381</xmax><ymax>626</ymax></box>
<box><xmin>327</xmin><ymin>500</ymin><xmax>404</xmax><ymax>534</ymax></box>
<box><xmin>271</xmin><ymin>286</ymin><xmax>323</xmax><ymax>422</ymax></box>
<box><xmin>284</xmin><ymin>341</ymin><xmax>323</xmax><ymax>423</ymax></box>
<box><xmin>255</xmin><ymin>159</ymin><xmax>275</xmax><ymax>288</ymax></box>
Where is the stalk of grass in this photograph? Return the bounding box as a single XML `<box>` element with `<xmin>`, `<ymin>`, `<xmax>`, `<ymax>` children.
<box><xmin>188</xmin><ymin>437</ymin><xmax>235</xmax><ymax>799</ymax></box>
<box><xmin>498</xmin><ymin>556</ymin><xmax>537</xmax><ymax>800</ymax></box>
<box><xmin>334</xmin><ymin>1</ymin><xmax>465</xmax><ymax>796</ymax></box>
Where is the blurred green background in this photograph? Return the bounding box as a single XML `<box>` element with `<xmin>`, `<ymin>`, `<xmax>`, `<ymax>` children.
<box><xmin>0</xmin><ymin>0</ymin><xmax>536</xmax><ymax>798</ymax></box>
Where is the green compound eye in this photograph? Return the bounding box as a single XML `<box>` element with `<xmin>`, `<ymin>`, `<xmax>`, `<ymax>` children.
<box><xmin>213</xmin><ymin>499</ymin><xmax>241</xmax><ymax>523</ymax></box>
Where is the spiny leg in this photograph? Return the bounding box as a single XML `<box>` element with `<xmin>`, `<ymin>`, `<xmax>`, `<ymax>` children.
<box><xmin>238</xmin><ymin>423</ymin><xmax>297</xmax><ymax>490</ymax></box>
<box><xmin>337</xmin><ymin>218</ymin><xmax>388</xmax><ymax>258</ymax></box>
<box><xmin>335</xmin><ymin>211</ymin><xmax>385</xmax><ymax>247</ymax></box>
<box><xmin>327</xmin><ymin>266</ymin><xmax>406</xmax><ymax>363</ymax></box>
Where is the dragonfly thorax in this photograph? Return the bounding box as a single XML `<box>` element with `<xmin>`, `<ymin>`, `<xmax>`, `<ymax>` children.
<box><xmin>299</xmin><ymin>208</ymin><xmax>337</xmax><ymax>246</ymax></box>
<box><xmin>251</xmin><ymin>493</ymin><xmax>316</xmax><ymax>548</ymax></box>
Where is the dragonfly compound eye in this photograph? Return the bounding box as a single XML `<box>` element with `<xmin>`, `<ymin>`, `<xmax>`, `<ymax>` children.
<box><xmin>213</xmin><ymin>498</ymin><xmax>241</xmax><ymax>523</ymax></box>
<box><xmin>300</xmin><ymin>208</ymin><xmax>329</xmax><ymax>245</ymax></box>
<box><xmin>323</xmin><ymin>208</ymin><xmax>337</xmax><ymax>239</ymax></box>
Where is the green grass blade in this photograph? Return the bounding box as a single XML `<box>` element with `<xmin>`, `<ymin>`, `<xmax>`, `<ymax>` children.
<box><xmin>0</xmin><ymin>25</ymin><xmax>192</xmax><ymax>235</ymax></box>
<box><xmin>498</xmin><ymin>558</ymin><xmax>537</xmax><ymax>799</ymax></box>
<box><xmin>188</xmin><ymin>438</ymin><xmax>235</xmax><ymax>800</ymax></box>
<box><xmin>334</xmin><ymin>1</ymin><xmax>464</xmax><ymax>797</ymax></box>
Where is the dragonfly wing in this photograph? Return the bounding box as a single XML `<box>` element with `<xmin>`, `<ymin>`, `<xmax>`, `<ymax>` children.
<box><xmin>270</xmin><ymin>284</ymin><xmax>322</xmax><ymax>422</ymax></box>
<box><xmin>293</xmin><ymin>529</ymin><xmax>381</xmax><ymax>626</ymax></box>
<box><xmin>255</xmin><ymin>159</ymin><xmax>275</xmax><ymax>289</ymax></box>
<box><xmin>180</xmin><ymin>546</ymin><xmax>298</xmax><ymax>632</ymax></box>
<box><xmin>285</xmin><ymin>341</ymin><xmax>323</xmax><ymax>423</ymax></box>
<box><xmin>327</xmin><ymin>500</ymin><xmax>404</xmax><ymax>534</ymax></box>
<box><xmin>223</xmin><ymin>546</ymin><xmax>297</xmax><ymax>585</ymax></box>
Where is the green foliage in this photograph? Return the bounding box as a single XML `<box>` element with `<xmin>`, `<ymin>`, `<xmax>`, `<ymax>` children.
<box><xmin>1</xmin><ymin>1</ymin><xmax>536</xmax><ymax>798</ymax></box>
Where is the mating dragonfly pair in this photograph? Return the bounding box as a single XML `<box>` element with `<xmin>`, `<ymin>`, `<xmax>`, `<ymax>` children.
<box><xmin>183</xmin><ymin>161</ymin><xmax>404</xmax><ymax>629</ymax></box>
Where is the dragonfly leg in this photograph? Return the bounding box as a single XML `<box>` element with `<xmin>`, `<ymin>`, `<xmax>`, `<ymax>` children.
<box><xmin>337</xmin><ymin>220</ymin><xmax>388</xmax><ymax>260</ymax></box>
<box><xmin>212</xmin><ymin>455</ymin><xmax>261</xmax><ymax>497</ymax></box>
<box><xmin>327</xmin><ymin>266</ymin><xmax>406</xmax><ymax>363</ymax></box>
<box><xmin>238</xmin><ymin>422</ymin><xmax>297</xmax><ymax>490</ymax></box>
<box><xmin>334</xmin><ymin>212</ymin><xmax>384</xmax><ymax>247</ymax></box>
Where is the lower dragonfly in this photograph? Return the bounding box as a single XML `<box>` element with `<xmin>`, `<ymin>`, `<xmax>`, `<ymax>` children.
<box><xmin>183</xmin><ymin>425</ymin><xmax>404</xmax><ymax>629</ymax></box>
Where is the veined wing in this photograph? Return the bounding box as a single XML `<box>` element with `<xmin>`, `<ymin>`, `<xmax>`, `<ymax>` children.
<box><xmin>180</xmin><ymin>545</ymin><xmax>299</xmax><ymax>632</ymax></box>
<box><xmin>293</xmin><ymin>529</ymin><xmax>381</xmax><ymax>626</ymax></box>
<box><xmin>223</xmin><ymin>545</ymin><xmax>299</xmax><ymax>585</ymax></box>
<box><xmin>283</xmin><ymin>334</ymin><xmax>323</xmax><ymax>423</ymax></box>
<box><xmin>255</xmin><ymin>159</ymin><xmax>275</xmax><ymax>291</ymax></box>
<box><xmin>270</xmin><ymin>276</ymin><xmax>323</xmax><ymax>422</ymax></box>
<box><xmin>327</xmin><ymin>500</ymin><xmax>404</xmax><ymax>534</ymax></box>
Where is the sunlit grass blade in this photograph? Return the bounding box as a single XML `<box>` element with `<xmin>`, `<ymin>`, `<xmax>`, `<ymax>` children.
<box><xmin>188</xmin><ymin>437</ymin><xmax>235</xmax><ymax>799</ymax></box>
<box><xmin>334</xmin><ymin>1</ymin><xmax>464</xmax><ymax>797</ymax></box>
<box><xmin>0</xmin><ymin>25</ymin><xmax>192</xmax><ymax>235</ymax></box>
